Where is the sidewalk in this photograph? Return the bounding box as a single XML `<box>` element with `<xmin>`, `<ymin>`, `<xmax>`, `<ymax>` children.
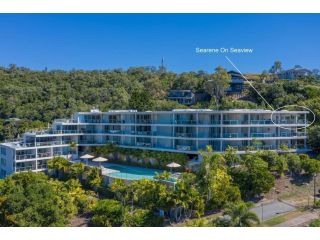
<box><xmin>276</xmin><ymin>211</ymin><xmax>319</xmax><ymax>227</ymax></box>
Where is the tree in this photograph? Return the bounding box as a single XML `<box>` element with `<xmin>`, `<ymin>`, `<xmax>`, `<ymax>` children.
<box><xmin>128</xmin><ymin>89</ymin><xmax>154</xmax><ymax>111</ymax></box>
<box><xmin>204</xmin><ymin>66</ymin><xmax>231</xmax><ymax>105</ymax></box>
<box><xmin>308</xmin><ymin>126</ymin><xmax>320</xmax><ymax>152</ymax></box>
<box><xmin>231</xmin><ymin>154</ymin><xmax>275</xmax><ymax>199</ymax></box>
<box><xmin>47</xmin><ymin>157</ymin><xmax>71</xmax><ymax>179</ymax></box>
<box><xmin>224</xmin><ymin>146</ymin><xmax>241</xmax><ymax>167</ymax></box>
<box><xmin>123</xmin><ymin>208</ymin><xmax>163</xmax><ymax>227</ymax></box>
<box><xmin>91</xmin><ymin>199</ymin><xmax>124</xmax><ymax>227</ymax></box>
<box><xmin>257</xmin><ymin>151</ymin><xmax>287</xmax><ymax>176</ymax></box>
<box><xmin>86</xmin><ymin>167</ymin><xmax>102</xmax><ymax>189</ymax></box>
<box><xmin>301</xmin><ymin>158</ymin><xmax>320</xmax><ymax>176</ymax></box>
<box><xmin>286</xmin><ymin>153</ymin><xmax>302</xmax><ymax>176</ymax></box>
<box><xmin>69</xmin><ymin>162</ymin><xmax>85</xmax><ymax>179</ymax></box>
<box><xmin>197</xmin><ymin>147</ymin><xmax>241</xmax><ymax>210</ymax></box>
<box><xmin>223</xmin><ymin>202</ymin><xmax>260</xmax><ymax>227</ymax></box>
<box><xmin>174</xmin><ymin>173</ymin><xmax>205</xmax><ymax>217</ymax></box>
<box><xmin>0</xmin><ymin>172</ymin><xmax>79</xmax><ymax>226</ymax></box>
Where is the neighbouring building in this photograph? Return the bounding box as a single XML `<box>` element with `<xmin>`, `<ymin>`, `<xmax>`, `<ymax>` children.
<box><xmin>225</xmin><ymin>71</ymin><xmax>246</xmax><ymax>97</ymax></box>
<box><xmin>0</xmin><ymin>108</ymin><xmax>309</xmax><ymax>178</ymax></box>
<box><xmin>168</xmin><ymin>90</ymin><xmax>196</xmax><ymax>105</ymax></box>
<box><xmin>278</xmin><ymin>68</ymin><xmax>313</xmax><ymax>80</ymax></box>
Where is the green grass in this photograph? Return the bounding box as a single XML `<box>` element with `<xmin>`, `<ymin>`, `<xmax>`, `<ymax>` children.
<box><xmin>260</xmin><ymin>211</ymin><xmax>303</xmax><ymax>227</ymax></box>
<box><xmin>261</xmin><ymin>215</ymin><xmax>287</xmax><ymax>226</ymax></box>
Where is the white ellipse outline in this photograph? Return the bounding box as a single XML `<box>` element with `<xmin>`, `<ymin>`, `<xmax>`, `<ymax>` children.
<box><xmin>270</xmin><ymin>104</ymin><xmax>315</xmax><ymax>130</ymax></box>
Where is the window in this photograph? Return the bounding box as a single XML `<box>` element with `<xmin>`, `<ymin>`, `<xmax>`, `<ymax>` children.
<box><xmin>0</xmin><ymin>147</ymin><xmax>6</xmax><ymax>155</ymax></box>
<box><xmin>0</xmin><ymin>157</ymin><xmax>6</xmax><ymax>166</ymax></box>
<box><xmin>0</xmin><ymin>169</ymin><xmax>6</xmax><ymax>178</ymax></box>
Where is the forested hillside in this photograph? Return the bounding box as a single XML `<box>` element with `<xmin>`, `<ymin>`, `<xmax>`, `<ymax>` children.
<box><xmin>1</xmin><ymin>64</ymin><xmax>320</xmax><ymax>151</ymax></box>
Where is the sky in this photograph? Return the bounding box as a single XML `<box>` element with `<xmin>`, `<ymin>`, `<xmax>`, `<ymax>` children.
<box><xmin>0</xmin><ymin>14</ymin><xmax>319</xmax><ymax>73</ymax></box>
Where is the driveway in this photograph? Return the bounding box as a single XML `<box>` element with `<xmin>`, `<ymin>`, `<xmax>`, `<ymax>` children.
<box><xmin>251</xmin><ymin>200</ymin><xmax>296</xmax><ymax>221</ymax></box>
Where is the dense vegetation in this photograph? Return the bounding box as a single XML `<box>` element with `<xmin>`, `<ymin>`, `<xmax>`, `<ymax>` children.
<box><xmin>1</xmin><ymin>148</ymin><xmax>319</xmax><ymax>227</ymax></box>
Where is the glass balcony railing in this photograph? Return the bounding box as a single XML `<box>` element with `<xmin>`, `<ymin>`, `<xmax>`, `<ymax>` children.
<box><xmin>250</xmin><ymin>120</ymin><xmax>273</xmax><ymax>124</ymax></box>
<box><xmin>16</xmin><ymin>166</ymin><xmax>36</xmax><ymax>172</ymax></box>
<box><xmin>175</xmin><ymin>132</ymin><xmax>194</xmax><ymax>138</ymax></box>
<box><xmin>136</xmin><ymin>120</ymin><xmax>152</xmax><ymax>124</ymax></box>
<box><xmin>37</xmin><ymin>152</ymin><xmax>52</xmax><ymax>158</ymax></box>
<box><xmin>251</xmin><ymin>133</ymin><xmax>274</xmax><ymax>138</ymax></box>
<box><xmin>280</xmin><ymin>132</ymin><xmax>306</xmax><ymax>137</ymax></box>
<box><xmin>50</xmin><ymin>130</ymin><xmax>79</xmax><ymax>134</ymax></box>
<box><xmin>35</xmin><ymin>141</ymin><xmax>71</xmax><ymax>146</ymax></box>
<box><xmin>223</xmin><ymin>133</ymin><xmax>243</xmax><ymax>138</ymax></box>
<box><xmin>136</xmin><ymin>131</ymin><xmax>152</xmax><ymax>136</ymax></box>
<box><xmin>175</xmin><ymin>145</ymin><xmax>195</xmax><ymax>151</ymax></box>
<box><xmin>16</xmin><ymin>154</ymin><xmax>36</xmax><ymax>160</ymax></box>
<box><xmin>37</xmin><ymin>164</ymin><xmax>48</xmax><ymax>169</ymax></box>
<box><xmin>136</xmin><ymin>142</ymin><xmax>152</xmax><ymax>147</ymax></box>
<box><xmin>223</xmin><ymin>120</ymin><xmax>240</xmax><ymax>125</ymax></box>
<box><xmin>175</xmin><ymin>120</ymin><xmax>197</xmax><ymax>125</ymax></box>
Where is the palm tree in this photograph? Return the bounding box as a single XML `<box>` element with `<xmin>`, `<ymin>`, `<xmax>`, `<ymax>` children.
<box><xmin>47</xmin><ymin>157</ymin><xmax>71</xmax><ymax>179</ymax></box>
<box><xmin>224</xmin><ymin>202</ymin><xmax>260</xmax><ymax>227</ymax></box>
<box><xmin>70</xmin><ymin>162</ymin><xmax>85</xmax><ymax>180</ymax></box>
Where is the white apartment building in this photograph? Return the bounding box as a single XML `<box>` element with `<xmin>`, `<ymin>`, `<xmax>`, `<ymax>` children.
<box><xmin>0</xmin><ymin>109</ymin><xmax>309</xmax><ymax>178</ymax></box>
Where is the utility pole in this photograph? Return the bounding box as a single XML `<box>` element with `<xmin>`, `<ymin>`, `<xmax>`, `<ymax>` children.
<box><xmin>314</xmin><ymin>173</ymin><xmax>317</xmax><ymax>208</ymax></box>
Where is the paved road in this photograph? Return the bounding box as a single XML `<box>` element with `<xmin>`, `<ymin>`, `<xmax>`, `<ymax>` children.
<box><xmin>276</xmin><ymin>212</ymin><xmax>319</xmax><ymax>227</ymax></box>
<box><xmin>251</xmin><ymin>200</ymin><xmax>295</xmax><ymax>221</ymax></box>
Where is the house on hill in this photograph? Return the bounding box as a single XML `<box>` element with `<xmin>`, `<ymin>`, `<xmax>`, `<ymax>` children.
<box><xmin>225</xmin><ymin>70</ymin><xmax>245</xmax><ymax>98</ymax></box>
<box><xmin>278</xmin><ymin>67</ymin><xmax>312</xmax><ymax>80</ymax></box>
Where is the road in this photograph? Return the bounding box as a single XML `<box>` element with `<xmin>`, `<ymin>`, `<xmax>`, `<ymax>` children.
<box><xmin>251</xmin><ymin>200</ymin><xmax>295</xmax><ymax>221</ymax></box>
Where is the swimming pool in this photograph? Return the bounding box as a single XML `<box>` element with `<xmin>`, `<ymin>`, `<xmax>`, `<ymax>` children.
<box><xmin>102</xmin><ymin>163</ymin><xmax>176</xmax><ymax>182</ymax></box>
<box><xmin>104</xmin><ymin>163</ymin><xmax>161</xmax><ymax>180</ymax></box>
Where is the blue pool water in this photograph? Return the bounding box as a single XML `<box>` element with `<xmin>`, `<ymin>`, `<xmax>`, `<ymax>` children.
<box><xmin>104</xmin><ymin>163</ymin><xmax>162</xmax><ymax>180</ymax></box>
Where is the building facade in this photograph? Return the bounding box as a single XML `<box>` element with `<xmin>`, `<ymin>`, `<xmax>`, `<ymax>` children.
<box><xmin>0</xmin><ymin>108</ymin><xmax>309</xmax><ymax>178</ymax></box>
<box><xmin>168</xmin><ymin>90</ymin><xmax>196</xmax><ymax>105</ymax></box>
<box><xmin>278</xmin><ymin>68</ymin><xmax>313</xmax><ymax>80</ymax></box>
<box><xmin>225</xmin><ymin>70</ymin><xmax>246</xmax><ymax>97</ymax></box>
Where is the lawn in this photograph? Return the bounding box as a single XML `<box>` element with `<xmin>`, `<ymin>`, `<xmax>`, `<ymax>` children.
<box><xmin>260</xmin><ymin>210</ymin><xmax>303</xmax><ymax>227</ymax></box>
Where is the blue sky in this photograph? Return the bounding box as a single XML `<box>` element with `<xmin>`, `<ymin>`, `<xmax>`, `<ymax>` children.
<box><xmin>0</xmin><ymin>14</ymin><xmax>319</xmax><ymax>73</ymax></box>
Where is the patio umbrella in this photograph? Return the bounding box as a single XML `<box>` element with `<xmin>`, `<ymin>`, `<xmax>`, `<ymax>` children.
<box><xmin>80</xmin><ymin>154</ymin><xmax>95</xmax><ymax>165</ymax></box>
<box><xmin>92</xmin><ymin>156</ymin><xmax>108</xmax><ymax>168</ymax></box>
<box><xmin>166</xmin><ymin>162</ymin><xmax>181</xmax><ymax>172</ymax></box>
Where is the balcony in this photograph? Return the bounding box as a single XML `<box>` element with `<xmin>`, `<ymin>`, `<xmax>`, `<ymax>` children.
<box><xmin>50</xmin><ymin>130</ymin><xmax>79</xmax><ymax>134</ymax></box>
<box><xmin>16</xmin><ymin>166</ymin><xmax>36</xmax><ymax>172</ymax></box>
<box><xmin>175</xmin><ymin>132</ymin><xmax>194</xmax><ymax>138</ymax></box>
<box><xmin>37</xmin><ymin>152</ymin><xmax>52</xmax><ymax>158</ymax></box>
<box><xmin>280</xmin><ymin>132</ymin><xmax>306</xmax><ymax>137</ymax></box>
<box><xmin>136</xmin><ymin>120</ymin><xmax>152</xmax><ymax>124</ymax></box>
<box><xmin>53</xmin><ymin>151</ymin><xmax>64</xmax><ymax>156</ymax></box>
<box><xmin>37</xmin><ymin>164</ymin><xmax>48</xmax><ymax>170</ymax></box>
<box><xmin>175</xmin><ymin>145</ymin><xmax>195</xmax><ymax>151</ymax></box>
<box><xmin>251</xmin><ymin>133</ymin><xmax>275</xmax><ymax>138</ymax></box>
<box><xmin>54</xmin><ymin>119</ymin><xmax>78</xmax><ymax>124</ymax></box>
<box><xmin>35</xmin><ymin>141</ymin><xmax>71</xmax><ymax>147</ymax></box>
<box><xmin>136</xmin><ymin>142</ymin><xmax>152</xmax><ymax>147</ymax></box>
<box><xmin>175</xmin><ymin>120</ymin><xmax>197</xmax><ymax>125</ymax></box>
<box><xmin>16</xmin><ymin>154</ymin><xmax>36</xmax><ymax>160</ymax></box>
<box><xmin>136</xmin><ymin>131</ymin><xmax>152</xmax><ymax>136</ymax></box>
<box><xmin>79</xmin><ymin>141</ymin><xmax>101</xmax><ymax>144</ymax></box>
<box><xmin>223</xmin><ymin>133</ymin><xmax>243</xmax><ymax>138</ymax></box>
<box><xmin>223</xmin><ymin>120</ymin><xmax>241</xmax><ymax>125</ymax></box>
<box><xmin>250</xmin><ymin>120</ymin><xmax>273</xmax><ymax>124</ymax></box>
<box><xmin>108</xmin><ymin>119</ymin><xmax>122</xmax><ymax>124</ymax></box>
<box><xmin>108</xmin><ymin>130</ymin><xmax>122</xmax><ymax>134</ymax></box>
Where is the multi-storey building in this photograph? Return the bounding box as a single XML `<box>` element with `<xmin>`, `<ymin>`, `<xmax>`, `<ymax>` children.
<box><xmin>0</xmin><ymin>108</ymin><xmax>309</xmax><ymax>178</ymax></box>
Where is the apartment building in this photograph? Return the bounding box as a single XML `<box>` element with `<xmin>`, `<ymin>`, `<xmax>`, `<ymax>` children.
<box><xmin>0</xmin><ymin>108</ymin><xmax>309</xmax><ymax>178</ymax></box>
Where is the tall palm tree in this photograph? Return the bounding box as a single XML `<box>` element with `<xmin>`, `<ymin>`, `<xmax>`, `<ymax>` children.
<box><xmin>224</xmin><ymin>202</ymin><xmax>260</xmax><ymax>227</ymax></box>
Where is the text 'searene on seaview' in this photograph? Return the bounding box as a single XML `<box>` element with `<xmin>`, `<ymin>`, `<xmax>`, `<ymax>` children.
<box><xmin>195</xmin><ymin>47</ymin><xmax>254</xmax><ymax>54</ymax></box>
